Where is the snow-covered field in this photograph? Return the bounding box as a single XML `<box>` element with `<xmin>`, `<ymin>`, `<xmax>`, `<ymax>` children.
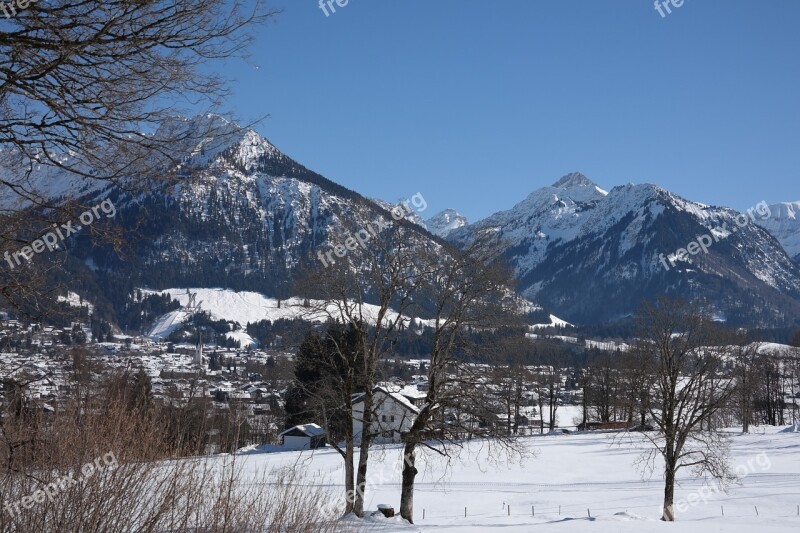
<box><xmin>234</xmin><ymin>425</ymin><xmax>800</xmax><ymax>532</ymax></box>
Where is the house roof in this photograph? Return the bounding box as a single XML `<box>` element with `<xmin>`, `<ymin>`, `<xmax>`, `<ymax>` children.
<box><xmin>279</xmin><ymin>423</ymin><xmax>325</xmax><ymax>438</ymax></box>
<box><xmin>353</xmin><ymin>385</ymin><xmax>420</xmax><ymax>414</ymax></box>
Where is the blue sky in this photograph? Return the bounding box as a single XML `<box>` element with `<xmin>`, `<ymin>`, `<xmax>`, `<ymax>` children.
<box><xmin>217</xmin><ymin>0</ymin><xmax>800</xmax><ymax>222</ymax></box>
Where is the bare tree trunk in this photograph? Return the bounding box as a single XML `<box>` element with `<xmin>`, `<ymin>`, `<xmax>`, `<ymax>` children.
<box><xmin>662</xmin><ymin>462</ymin><xmax>676</xmax><ymax>521</ymax></box>
<box><xmin>345</xmin><ymin>440</ymin><xmax>355</xmax><ymax>514</ymax></box>
<box><xmin>514</xmin><ymin>380</ymin><xmax>522</xmax><ymax>436</ymax></box>
<box><xmin>399</xmin><ymin>443</ymin><xmax>417</xmax><ymax>523</ymax></box>
<box><xmin>791</xmin><ymin>367</ymin><xmax>798</xmax><ymax>425</ymax></box>
<box><xmin>507</xmin><ymin>396</ymin><xmax>513</xmax><ymax>436</ymax></box>
<box><xmin>547</xmin><ymin>370</ymin><xmax>560</xmax><ymax>431</ymax></box>
<box><xmin>353</xmin><ymin>389</ymin><xmax>374</xmax><ymax>517</ymax></box>
<box><xmin>743</xmin><ymin>406</ymin><xmax>750</xmax><ymax>433</ymax></box>
<box><xmin>537</xmin><ymin>391</ymin><xmax>545</xmax><ymax>434</ymax></box>
<box><xmin>582</xmin><ymin>376</ymin><xmax>589</xmax><ymax>427</ymax></box>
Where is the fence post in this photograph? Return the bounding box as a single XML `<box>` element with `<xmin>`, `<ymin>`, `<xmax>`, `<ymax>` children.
<box><xmin>465</xmin><ymin>507</ymin><xmax>467</xmax><ymax>518</ymax></box>
<box><xmin>587</xmin><ymin>509</ymin><xmax>591</xmax><ymax>518</ymax></box>
<box><xmin>532</xmin><ymin>505</ymin><xmax>535</xmax><ymax>517</ymax></box>
<box><xmin>423</xmin><ymin>509</ymin><xmax>425</xmax><ymax>520</ymax></box>
<box><xmin>721</xmin><ymin>505</ymin><xmax>724</xmax><ymax>517</ymax></box>
<box><xmin>559</xmin><ymin>505</ymin><xmax>561</xmax><ymax>515</ymax></box>
<box><xmin>754</xmin><ymin>505</ymin><xmax>758</xmax><ymax>516</ymax></box>
<box><xmin>508</xmin><ymin>505</ymin><xmax>511</xmax><ymax>516</ymax></box>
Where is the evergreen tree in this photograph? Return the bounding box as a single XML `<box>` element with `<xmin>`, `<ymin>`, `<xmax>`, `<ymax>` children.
<box><xmin>284</xmin><ymin>332</ymin><xmax>325</xmax><ymax>428</ymax></box>
<box><xmin>129</xmin><ymin>369</ymin><xmax>153</xmax><ymax>413</ymax></box>
<box><xmin>791</xmin><ymin>329</ymin><xmax>800</xmax><ymax>348</ymax></box>
<box><xmin>283</xmin><ymin>323</ymin><xmax>365</xmax><ymax>435</ymax></box>
<box><xmin>209</xmin><ymin>351</ymin><xmax>221</xmax><ymax>371</ymax></box>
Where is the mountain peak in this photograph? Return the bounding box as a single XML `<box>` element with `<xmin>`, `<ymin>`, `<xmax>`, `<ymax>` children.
<box><xmin>156</xmin><ymin>114</ymin><xmax>278</xmax><ymax>172</ymax></box>
<box><xmin>552</xmin><ymin>172</ymin><xmax>596</xmax><ymax>189</ymax></box>
<box><xmin>425</xmin><ymin>209</ymin><xmax>468</xmax><ymax>238</ymax></box>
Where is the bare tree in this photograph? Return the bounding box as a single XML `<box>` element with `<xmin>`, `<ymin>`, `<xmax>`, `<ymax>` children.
<box><xmin>490</xmin><ymin>357</ymin><xmax>531</xmax><ymax>437</ymax></box>
<box><xmin>529</xmin><ymin>342</ymin><xmax>565</xmax><ymax>431</ymax></box>
<box><xmin>544</xmin><ymin>363</ymin><xmax>562</xmax><ymax>431</ymax></box>
<box><xmin>578</xmin><ymin>361</ymin><xmax>590</xmax><ymax>428</ymax></box>
<box><xmin>1</xmin><ymin>0</ymin><xmax>276</xmax><ymax>187</ymax></box>
<box><xmin>633</xmin><ymin>297</ymin><xmax>737</xmax><ymax>522</ymax></box>
<box><xmin>0</xmin><ymin>1</ymin><xmax>277</xmax><ymax>314</ymax></box>
<box><xmin>284</xmin><ymin>323</ymin><xmax>364</xmax><ymax>514</ymax></box>
<box><xmin>397</xmin><ymin>238</ymin><xmax>526</xmax><ymax>523</ymax></box>
<box><xmin>296</xmin><ymin>217</ymin><xmax>424</xmax><ymax>518</ymax></box>
<box><xmin>621</xmin><ymin>349</ymin><xmax>652</xmax><ymax>428</ymax></box>
<box><xmin>731</xmin><ymin>339</ymin><xmax>760</xmax><ymax>433</ymax></box>
<box><xmin>759</xmin><ymin>353</ymin><xmax>788</xmax><ymax>426</ymax></box>
<box><xmin>532</xmin><ymin>364</ymin><xmax>547</xmax><ymax>434</ymax></box>
<box><xmin>787</xmin><ymin>349</ymin><xmax>800</xmax><ymax>426</ymax></box>
<box><xmin>584</xmin><ymin>351</ymin><xmax>614</xmax><ymax>423</ymax></box>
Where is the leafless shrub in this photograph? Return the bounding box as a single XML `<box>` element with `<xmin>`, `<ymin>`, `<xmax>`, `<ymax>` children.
<box><xmin>0</xmin><ymin>386</ymin><xmax>342</xmax><ymax>532</ymax></box>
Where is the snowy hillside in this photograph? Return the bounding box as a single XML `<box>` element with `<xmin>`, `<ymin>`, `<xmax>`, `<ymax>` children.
<box><xmin>144</xmin><ymin>288</ymin><xmax>438</xmax><ymax>342</ymax></box>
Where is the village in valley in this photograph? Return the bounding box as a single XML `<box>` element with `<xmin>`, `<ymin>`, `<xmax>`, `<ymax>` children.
<box><xmin>2</xmin><ymin>289</ymin><xmax>798</xmax><ymax>459</ymax></box>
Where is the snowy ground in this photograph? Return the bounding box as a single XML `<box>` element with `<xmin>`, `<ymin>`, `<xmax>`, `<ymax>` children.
<box><xmin>234</xmin><ymin>425</ymin><xmax>800</xmax><ymax>532</ymax></box>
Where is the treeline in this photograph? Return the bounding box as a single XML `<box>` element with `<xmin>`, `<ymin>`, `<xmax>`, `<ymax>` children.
<box><xmin>117</xmin><ymin>290</ymin><xmax>181</xmax><ymax>332</ymax></box>
<box><xmin>283</xmin><ymin>323</ymin><xmax>800</xmax><ymax>443</ymax></box>
<box><xmin>166</xmin><ymin>311</ymin><xmax>241</xmax><ymax>348</ymax></box>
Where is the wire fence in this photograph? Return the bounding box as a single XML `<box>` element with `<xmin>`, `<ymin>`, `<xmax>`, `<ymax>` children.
<box><xmin>415</xmin><ymin>502</ymin><xmax>800</xmax><ymax>521</ymax></box>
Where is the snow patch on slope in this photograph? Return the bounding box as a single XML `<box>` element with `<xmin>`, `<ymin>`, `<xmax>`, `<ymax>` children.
<box><xmin>143</xmin><ymin>288</ymin><xmax>438</xmax><ymax>341</ymax></box>
<box><xmin>530</xmin><ymin>314</ymin><xmax>573</xmax><ymax>330</ymax></box>
<box><xmin>57</xmin><ymin>292</ymin><xmax>94</xmax><ymax>314</ymax></box>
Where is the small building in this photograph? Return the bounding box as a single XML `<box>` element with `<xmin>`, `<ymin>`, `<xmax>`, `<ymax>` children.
<box><xmin>279</xmin><ymin>423</ymin><xmax>327</xmax><ymax>450</ymax></box>
<box><xmin>353</xmin><ymin>386</ymin><xmax>420</xmax><ymax>445</ymax></box>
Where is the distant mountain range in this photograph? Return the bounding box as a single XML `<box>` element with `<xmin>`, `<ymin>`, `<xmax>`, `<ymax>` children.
<box><xmin>1</xmin><ymin>116</ymin><xmax>798</xmax><ymax>330</ymax></box>
<box><xmin>449</xmin><ymin>173</ymin><xmax>800</xmax><ymax>326</ymax></box>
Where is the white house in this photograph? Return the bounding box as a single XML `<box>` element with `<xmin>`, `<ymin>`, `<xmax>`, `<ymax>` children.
<box><xmin>279</xmin><ymin>423</ymin><xmax>327</xmax><ymax>450</ymax></box>
<box><xmin>353</xmin><ymin>385</ymin><xmax>421</xmax><ymax>444</ymax></box>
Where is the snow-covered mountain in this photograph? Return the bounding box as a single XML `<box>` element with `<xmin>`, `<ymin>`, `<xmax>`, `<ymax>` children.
<box><xmin>4</xmin><ymin>118</ymin><xmax>799</xmax><ymax>330</ymax></box>
<box><xmin>450</xmin><ymin>173</ymin><xmax>800</xmax><ymax>327</ymax></box>
<box><xmin>371</xmin><ymin>197</ymin><xmax>428</xmax><ymax>230</ymax></box>
<box><xmin>0</xmin><ymin>115</ymin><xmax>446</xmax><ymax>320</ymax></box>
<box><xmin>450</xmin><ymin>172</ymin><xmax>608</xmax><ymax>274</ymax></box>
<box><xmin>756</xmin><ymin>202</ymin><xmax>800</xmax><ymax>263</ymax></box>
<box><xmin>425</xmin><ymin>209</ymin><xmax>468</xmax><ymax>238</ymax></box>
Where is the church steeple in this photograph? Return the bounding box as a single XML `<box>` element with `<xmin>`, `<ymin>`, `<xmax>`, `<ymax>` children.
<box><xmin>194</xmin><ymin>332</ymin><xmax>203</xmax><ymax>366</ymax></box>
